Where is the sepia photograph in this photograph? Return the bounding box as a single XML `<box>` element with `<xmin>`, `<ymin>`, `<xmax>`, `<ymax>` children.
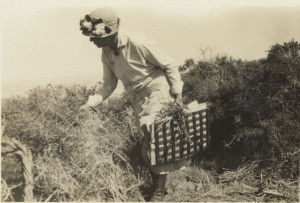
<box><xmin>1</xmin><ymin>0</ymin><xmax>300</xmax><ymax>202</ymax></box>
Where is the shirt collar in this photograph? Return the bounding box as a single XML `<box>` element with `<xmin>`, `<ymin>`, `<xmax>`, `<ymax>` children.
<box><xmin>116</xmin><ymin>29</ymin><xmax>129</xmax><ymax>48</ymax></box>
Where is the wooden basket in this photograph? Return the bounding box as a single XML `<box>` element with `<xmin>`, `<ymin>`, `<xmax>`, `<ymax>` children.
<box><xmin>150</xmin><ymin>103</ymin><xmax>210</xmax><ymax>166</ymax></box>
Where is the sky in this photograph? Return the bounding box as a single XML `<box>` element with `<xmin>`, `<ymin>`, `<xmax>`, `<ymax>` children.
<box><xmin>1</xmin><ymin>0</ymin><xmax>300</xmax><ymax>98</ymax></box>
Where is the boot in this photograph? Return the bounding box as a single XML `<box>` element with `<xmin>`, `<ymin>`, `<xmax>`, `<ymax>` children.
<box><xmin>149</xmin><ymin>172</ymin><xmax>167</xmax><ymax>202</ymax></box>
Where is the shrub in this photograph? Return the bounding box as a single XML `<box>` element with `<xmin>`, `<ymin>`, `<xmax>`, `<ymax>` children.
<box><xmin>181</xmin><ymin>40</ymin><xmax>300</xmax><ymax>179</ymax></box>
<box><xmin>2</xmin><ymin>85</ymin><xmax>143</xmax><ymax>201</ymax></box>
<box><xmin>2</xmin><ymin>40</ymin><xmax>299</xmax><ymax>201</ymax></box>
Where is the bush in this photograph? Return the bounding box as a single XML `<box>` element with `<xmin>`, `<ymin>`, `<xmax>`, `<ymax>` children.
<box><xmin>2</xmin><ymin>85</ymin><xmax>143</xmax><ymax>201</ymax></box>
<box><xmin>181</xmin><ymin>40</ymin><xmax>300</xmax><ymax>178</ymax></box>
<box><xmin>2</xmin><ymin>40</ymin><xmax>299</xmax><ymax>201</ymax></box>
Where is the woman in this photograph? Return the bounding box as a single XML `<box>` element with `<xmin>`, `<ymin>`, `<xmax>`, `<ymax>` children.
<box><xmin>79</xmin><ymin>8</ymin><xmax>189</xmax><ymax>201</ymax></box>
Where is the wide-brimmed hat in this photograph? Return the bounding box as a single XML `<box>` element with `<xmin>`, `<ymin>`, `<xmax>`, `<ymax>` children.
<box><xmin>80</xmin><ymin>8</ymin><xmax>120</xmax><ymax>38</ymax></box>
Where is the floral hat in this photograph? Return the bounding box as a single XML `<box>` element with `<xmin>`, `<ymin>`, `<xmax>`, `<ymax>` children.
<box><xmin>80</xmin><ymin>8</ymin><xmax>120</xmax><ymax>38</ymax></box>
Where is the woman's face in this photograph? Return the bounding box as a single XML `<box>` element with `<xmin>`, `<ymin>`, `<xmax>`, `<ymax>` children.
<box><xmin>89</xmin><ymin>37</ymin><xmax>110</xmax><ymax>48</ymax></box>
<box><xmin>89</xmin><ymin>34</ymin><xmax>117</xmax><ymax>48</ymax></box>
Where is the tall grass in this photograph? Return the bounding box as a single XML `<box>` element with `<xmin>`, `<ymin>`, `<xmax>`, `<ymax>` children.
<box><xmin>2</xmin><ymin>85</ymin><xmax>144</xmax><ymax>201</ymax></box>
<box><xmin>2</xmin><ymin>40</ymin><xmax>299</xmax><ymax>202</ymax></box>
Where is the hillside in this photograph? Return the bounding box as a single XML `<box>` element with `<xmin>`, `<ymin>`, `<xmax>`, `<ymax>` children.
<box><xmin>1</xmin><ymin>40</ymin><xmax>299</xmax><ymax>202</ymax></box>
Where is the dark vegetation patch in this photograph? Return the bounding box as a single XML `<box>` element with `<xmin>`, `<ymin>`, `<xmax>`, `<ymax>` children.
<box><xmin>2</xmin><ymin>40</ymin><xmax>299</xmax><ymax>202</ymax></box>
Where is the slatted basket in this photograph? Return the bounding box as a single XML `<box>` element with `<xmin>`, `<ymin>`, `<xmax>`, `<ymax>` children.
<box><xmin>150</xmin><ymin>103</ymin><xmax>210</xmax><ymax>166</ymax></box>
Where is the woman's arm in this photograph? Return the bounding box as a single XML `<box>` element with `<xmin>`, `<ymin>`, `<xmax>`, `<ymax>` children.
<box><xmin>137</xmin><ymin>40</ymin><xmax>184</xmax><ymax>103</ymax></box>
<box><xmin>80</xmin><ymin>59</ymin><xmax>118</xmax><ymax>111</ymax></box>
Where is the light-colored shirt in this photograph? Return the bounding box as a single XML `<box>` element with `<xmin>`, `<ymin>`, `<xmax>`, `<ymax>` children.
<box><xmin>97</xmin><ymin>30</ymin><xmax>183</xmax><ymax>98</ymax></box>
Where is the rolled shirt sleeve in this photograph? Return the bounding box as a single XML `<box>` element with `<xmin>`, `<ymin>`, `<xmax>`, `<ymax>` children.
<box><xmin>137</xmin><ymin>41</ymin><xmax>183</xmax><ymax>95</ymax></box>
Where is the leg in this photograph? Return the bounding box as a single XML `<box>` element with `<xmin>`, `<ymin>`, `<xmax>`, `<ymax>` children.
<box><xmin>149</xmin><ymin>171</ymin><xmax>167</xmax><ymax>202</ymax></box>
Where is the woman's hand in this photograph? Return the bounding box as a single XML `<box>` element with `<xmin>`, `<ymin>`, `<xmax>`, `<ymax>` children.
<box><xmin>79</xmin><ymin>104</ymin><xmax>91</xmax><ymax>112</ymax></box>
<box><xmin>174</xmin><ymin>93</ymin><xmax>183</xmax><ymax>106</ymax></box>
<box><xmin>79</xmin><ymin>94</ymin><xmax>103</xmax><ymax>113</ymax></box>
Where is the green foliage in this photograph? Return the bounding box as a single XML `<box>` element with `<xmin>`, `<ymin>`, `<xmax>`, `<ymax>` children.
<box><xmin>181</xmin><ymin>40</ymin><xmax>300</xmax><ymax>179</ymax></box>
<box><xmin>2</xmin><ymin>85</ymin><xmax>89</xmax><ymax>156</ymax></box>
<box><xmin>2</xmin><ymin>84</ymin><xmax>142</xmax><ymax>201</ymax></box>
<box><xmin>156</xmin><ymin>102</ymin><xmax>191</xmax><ymax>143</ymax></box>
<box><xmin>1</xmin><ymin>40</ymin><xmax>299</xmax><ymax>201</ymax></box>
